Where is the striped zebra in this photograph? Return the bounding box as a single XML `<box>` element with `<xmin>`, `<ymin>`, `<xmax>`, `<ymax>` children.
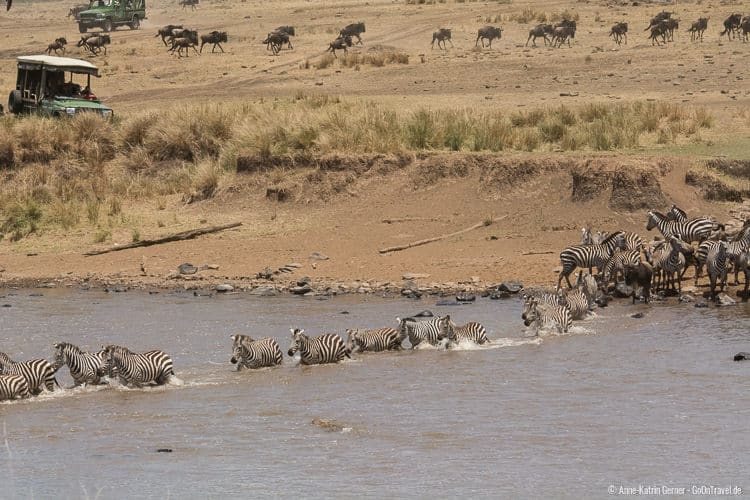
<box><xmin>646</xmin><ymin>210</ymin><xmax>713</xmax><ymax>243</ymax></box>
<box><xmin>0</xmin><ymin>374</ymin><xmax>31</xmax><ymax>401</ymax></box>
<box><xmin>287</xmin><ymin>329</ymin><xmax>350</xmax><ymax>365</ymax></box>
<box><xmin>706</xmin><ymin>240</ymin><xmax>729</xmax><ymax>300</ymax></box>
<box><xmin>230</xmin><ymin>337</ymin><xmax>283</xmax><ymax>370</ymax></box>
<box><xmin>230</xmin><ymin>334</ymin><xmax>255</xmax><ymax>349</ymax></box>
<box><xmin>650</xmin><ymin>236</ymin><xmax>693</xmax><ymax>294</ymax></box>
<box><xmin>0</xmin><ymin>352</ymin><xmax>58</xmax><ymax>395</ymax></box>
<box><xmin>738</xmin><ymin>250</ymin><xmax>750</xmax><ymax>301</ymax></box>
<box><xmin>591</xmin><ymin>231</ymin><xmax>643</xmax><ymax>251</ymax></box>
<box><xmin>601</xmin><ymin>249</ymin><xmax>642</xmax><ymax>289</ymax></box>
<box><xmin>557</xmin><ymin>231</ymin><xmax>626</xmax><ymax>289</ymax></box>
<box><xmin>522</xmin><ymin>299</ymin><xmax>572</xmax><ymax>334</ymax></box>
<box><xmin>440</xmin><ymin>316</ymin><xmax>489</xmax><ymax>346</ymax></box>
<box><xmin>692</xmin><ymin>227</ymin><xmax>750</xmax><ymax>286</ymax></box>
<box><xmin>53</xmin><ymin>342</ymin><xmax>109</xmax><ymax>386</ymax></box>
<box><xmin>558</xmin><ymin>287</ymin><xmax>590</xmax><ymax>320</ymax></box>
<box><xmin>102</xmin><ymin>345</ymin><xmax>181</xmax><ymax>387</ymax></box>
<box><xmin>667</xmin><ymin>204</ymin><xmax>688</xmax><ymax>222</ymax></box>
<box><xmin>345</xmin><ymin>327</ymin><xmax>404</xmax><ymax>352</ymax></box>
<box><xmin>396</xmin><ymin>316</ymin><xmax>450</xmax><ymax>348</ymax></box>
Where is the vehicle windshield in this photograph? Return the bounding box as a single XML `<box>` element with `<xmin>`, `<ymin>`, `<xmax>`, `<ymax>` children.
<box><xmin>45</xmin><ymin>71</ymin><xmax>95</xmax><ymax>99</ymax></box>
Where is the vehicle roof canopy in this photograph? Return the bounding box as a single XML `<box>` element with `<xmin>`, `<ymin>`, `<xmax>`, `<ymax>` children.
<box><xmin>16</xmin><ymin>55</ymin><xmax>100</xmax><ymax>77</ymax></box>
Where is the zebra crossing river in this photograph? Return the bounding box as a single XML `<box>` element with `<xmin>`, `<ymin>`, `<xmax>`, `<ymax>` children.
<box><xmin>1</xmin><ymin>288</ymin><xmax>748</xmax><ymax>497</ymax></box>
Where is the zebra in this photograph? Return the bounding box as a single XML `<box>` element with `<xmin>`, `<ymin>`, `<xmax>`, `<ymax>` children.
<box><xmin>287</xmin><ymin>329</ymin><xmax>350</xmax><ymax>365</ymax></box>
<box><xmin>557</xmin><ymin>231</ymin><xmax>626</xmax><ymax>289</ymax></box>
<box><xmin>738</xmin><ymin>250</ymin><xmax>750</xmax><ymax>301</ymax></box>
<box><xmin>102</xmin><ymin>345</ymin><xmax>181</xmax><ymax>387</ymax></box>
<box><xmin>396</xmin><ymin>316</ymin><xmax>449</xmax><ymax>348</ymax></box>
<box><xmin>440</xmin><ymin>316</ymin><xmax>489</xmax><ymax>346</ymax></box>
<box><xmin>650</xmin><ymin>236</ymin><xmax>693</xmax><ymax>294</ymax></box>
<box><xmin>0</xmin><ymin>352</ymin><xmax>58</xmax><ymax>395</ymax></box>
<box><xmin>230</xmin><ymin>337</ymin><xmax>283</xmax><ymax>370</ymax></box>
<box><xmin>558</xmin><ymin>287</ymin><xmax>590</xmax><ymax>321</ymax></box>
<box><xmin>230</xmin><ymin>334</ymin><xmax>255</xmax><ymax>349</ymax></box>
<box><xmin>706</xmin><ymin>240</ymin><xmax>729</xmax><ymax>300</ymax></box>
<box><xmin>646</xmin><ymin>210</ymin><xmax>713</xmax><ymax>243</ymax></box>
<box><xmin>522</xmin><ymin>299</ymin><xmax>572</xmax><ymax>334</ymax></box>
<box><xmin>0</xmin><ymin>374</ymin><xmax>31</xmax><ymax>401</ymax></box>
<box><xmin>591</xmin><ymin>230</ymin><xmax>643</xmax><ymax>251</ymax></box>
<box><xmin>601</xmin><ymin>249</ymin><xmax>642</xmax><ymax>289</ymax></box>
<box><xmin>53</xmin><ymin>342</ymin><xmax>109</xmax><ymax>386</ymax></box>
<box><xmin>692</xmin><ymin>227</ymin><xmax>750</xmax><ymax>286</ymax></box>
<box><xmin>345</xmin><ymin>327</ymin><xmax>404</xmax><ymax>353</ymax></box>
<box><xmin>667</xmin><ymin>204</ymin><xmax>688</xmax><ymax>222</ymax></box>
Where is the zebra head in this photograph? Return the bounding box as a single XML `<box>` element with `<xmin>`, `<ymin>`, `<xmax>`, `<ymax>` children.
<box><xmin>287</xmin><ymin>328</ymin><xmax>306</xmax><ymax>357</ymax></box>
<box><xmin>437</xmin><ymin>315</ymin><xmax>453</xmax><ymax>341</ymax></box>
<box><xmin>230</xmin><ymin>343</ymin><xmax>248</xmax><ymax>365</ymax></box>
<box><xmin>522</xmin><ymin>299</ymin><xmax>539</xmax><ymax>327</ymax></box>
<box><xmin>395</xmin><ymin>317</ymin><xmax>411</xmax><ymax>339</ymax></box>
<box><xmin>344</xmin><ymin>329</ymin><xmax>360</xmax><ymax>352</ymax></box>
<box><xmin>646</xmin><ymin>211</ymin><xmax>664</xmax><ymax>231</ymax></box>
<box><xmin>581</xmin><ymin>227</ymin><xmax>593</xmax><ymax>245</ymax></box>
<box><xmin>668</xmin><ymin>235</ymin><xmax>693</xmax><ymax>255</ymax></box>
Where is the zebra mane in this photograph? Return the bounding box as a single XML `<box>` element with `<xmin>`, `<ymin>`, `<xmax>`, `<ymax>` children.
<box><xmin>0</xmin><ymin>352</ymin><xmax>14</xmax><ymax>364</ymax></box>
<box><xmin>55</xmin><ymin>342</ymin><xmax>81</xmax><ymax>352</ymax></box>
<box><xmin>598</xmin><ymin>230</ymin><xmax>624</xmax><ymax>246</ymax></box>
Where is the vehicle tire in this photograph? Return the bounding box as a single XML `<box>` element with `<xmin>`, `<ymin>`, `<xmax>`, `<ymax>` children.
<box><xmin>8</xmin><ymin>90</ymin><xmax>22</xmax><ymax>114</ymax></box>
<box><xmin>103</xmin><ymin>19</ymin><xmax>112</xmax><ymax>32</ymax></box>
<box><xmin>129</xmin><ymin>15</ymin><xmax>139</xmax><ymax>30</ymax></box>
<box><xmin>79</xmin><ymin>23</ymin><xmax>87</xmax><ymax>33</ymax></box>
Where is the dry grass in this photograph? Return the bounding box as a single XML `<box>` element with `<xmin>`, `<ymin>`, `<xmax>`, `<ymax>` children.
<box><xmin>0</xmin><ymin>99</ymin><xmax>715</xmax><ymax>238</ymax></box>
<box><xmin>509</xmin><ymin>7</ymin><xmax>579</xmax><ymax>24</ymax></box>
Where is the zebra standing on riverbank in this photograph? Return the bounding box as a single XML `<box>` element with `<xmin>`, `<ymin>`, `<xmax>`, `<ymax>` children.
<box><xmin>650</xmin><ymin>236</ymin><xmax>693</xmax><ymax>293</ymax></box>
<box><xmin>53</xmin><ymin>342</ymin><xmax>109</xmax><ymax>386</ymax></box>
<box><xmin>440</xmin><ymin>317</ymin><xmax>489</xmax><ymax>346</ymax></box>
<box><xmin>397</xmin><ymin>316</ymin><xmax>449</xmax><ymax>348</ymax></box>
<box><xmin>557</xmin><ymin>231</ymin><xmax>626</xmax><ymax>289</ymax></box>
<box><xmin>601</xmin><ymin>248</ymin><xmax>642</xmax><ymax>289</ymax></box>
<box><xmin>0</xmin><ymin>374</ymin><xmax>31</xmax><ymax>400</ymax></box>
<box><xmin>646</xmin><ymin>210</ymin><xmax>713</xmax><ymax>243</ymax></box>
<box><xmin>345</xmin><ymin>327</ymin><xmax>404</xmax><ymax>352</ymax></box>
<box><xmin>706</xmin><ymin>240</ymin><xmax>729</xmax><ymax>300</ymax></box>
<box><xmin>287</xmin><ymin>329</ymin><xmax>350</xmax><ymax>365</ymax></box>
<box><xmin>230</xmin><ymin>337</ymin><xmax>283</xmax><ymax>370</ymax></box>
<box><xmin>103</xmin><ymin>345</ymin><xmax>181</xmax><ymax>387</ymax></box>
<box><xmin>0</xmin><ymin>352</ymin><xmax>57</xmax><ymax>395</ymax></box>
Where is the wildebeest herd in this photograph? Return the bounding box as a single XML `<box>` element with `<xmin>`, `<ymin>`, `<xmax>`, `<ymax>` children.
<box><xmin>521</xmin><ymin>203</ymin><xmax>750</xmax><ymax>336</ymax></box>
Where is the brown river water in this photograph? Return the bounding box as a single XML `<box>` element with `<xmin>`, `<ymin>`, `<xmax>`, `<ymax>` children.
<box><xmin>0</xmin><ymin>288</ymin><xmax>748</xmax><ymax>498</ymax></box>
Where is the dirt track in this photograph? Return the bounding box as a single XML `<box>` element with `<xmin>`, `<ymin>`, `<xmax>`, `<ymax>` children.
<box><xmin>1</xmin><ymin>0</ymin><xmax>749</xmax><ymax>293</ymax></box>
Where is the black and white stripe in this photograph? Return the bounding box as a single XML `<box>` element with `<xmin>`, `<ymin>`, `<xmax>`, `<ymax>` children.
<box><xmin>667</xmin><ymin>204</ymin><xmax>688</xmax><ymax>222</ymax></box>
<box><xmin>442</xmin><ymin>317</ymin><xmax>489</xmax><ymax>345</ymax></box>
<box><xmin>103</xmin><ymin>345</ymin><xmax>179</xmax><ymax>387</ymax></box>
<box><xmin>522</xmin><ymin>299</ymin><xmax>572</xmax><ymax>334</ymax></box>
<box><xmin>601</xmin><ymin>249</ymin><xmax>641</xmax><ymax>288</ymax></box>
<box><xmin>557</xmin><ymin>231</ymin><xmax>626</xmax><ymax>289</ymax></box>
<box><xmin>53</xmin><ymin>342</ymin><xmax>109</xmax><ymax>386</ymax></box>
<box><xmin>230</xmin><ymin>337</ymin><xmax>283</xmax><ymax>370</ymax></box>
<box><xmin>591</xmin><ymin>231</ymin><xmax>643</xmax><ymax>251</ymax></box>
<box><xmin>287</xmin><ymin>329</ymin><xmax>350</xmax><ymax>365</ymax></box>
<box><xmin>396</xmin><ymin>316</ymin><xmax>450</xmax><ymax>348</ymax></box>
<box><xmin>706</xmin><ymin>240</ymin><xmax>729</xmax><ymax>300</ymax></box>
<box><xmin>558</xmin><ymin>288</ymin><xmax>591</xmax><ymax>320</ymax></box>
<box><xmin>0</xmin><ymin>374</ymin><xmax>31</xmax><ymax>401</ymax></box>
<box><xmin>0</xmin><ymin>352</ymin><xmax>58</xmax><ymax>395</ymax></box>
<box><xmin>345</xmin><ymin>328</ymin><xmax>404</xmax><ymax>352</ymax></box>
<box><xmin>650</xmin><ymin>236</ymin><xmax>693</xmax><ymax>293</ymax></box>
<box><xmin>646</xmin><ymin>210</ymin><xmax>713</xmax><ymax>243</ymax></box>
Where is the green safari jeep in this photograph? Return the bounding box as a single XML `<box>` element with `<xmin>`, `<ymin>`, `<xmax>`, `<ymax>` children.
<box><xmin>77</xmin><ymin>0</ymin><xmax>146</xmax><ymax>33</ymax></box>
<box><xmin>7</xmin><ymin>55</ymin><xmax>113</xmax><ymax>118</ymax></box>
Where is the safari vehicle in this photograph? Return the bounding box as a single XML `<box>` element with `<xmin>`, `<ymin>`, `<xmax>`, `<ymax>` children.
<box><xmin>76</xmin><ymin>0</ymin><xmax>146</xmax><ymax>33</ymax></box>
<box><xmin>7</xmin><ymin>55</ymin><xmax>113</xmax><ymax>118</ymax></box>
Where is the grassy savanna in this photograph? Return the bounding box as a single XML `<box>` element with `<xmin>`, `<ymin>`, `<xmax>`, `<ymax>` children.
<box><xmin>0</xmin><ymin>98</ymin><xmax>718</xmax><ymax>240</ymax></box>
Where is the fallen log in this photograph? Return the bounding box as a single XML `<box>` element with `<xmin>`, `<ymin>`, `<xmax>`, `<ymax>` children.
<box><xmin>378</xmin><ymin>216</ymin><xmax>508</xmax><ymax>254</ymax></box>
<box><xmin>522</xmin><ymin>250</ymin><xmax>555</xmax><ymax>256</ymax></box>
<box><xmin>83</xmin><ymin>222</ymin><xmax>243</xmax><ymax>256</ymax></box>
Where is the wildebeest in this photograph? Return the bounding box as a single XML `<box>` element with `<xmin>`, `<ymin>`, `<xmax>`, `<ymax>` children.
<box><xmin>644</xmin><ymin>11</ymin><xmax>672</xmax><ymax>31</ymax></box>
<box><xmin>84</xmin><ymin>34</ymin><xmax>111</xmax><ymax>55</ymax></box>
<box><xmin>264</xmin><ymin>31</ymin><xmax>291</xmax><ymax>55</ymax></box>
<box><xmin>77</xmin><ymin>33</ymin><xmax>98</xmax><ymax>47</ymax></box>
<box><xmin>624</xmin><ymin>261</ymin><xmax>653</xmax><ymax>304</ymax></box>
<box><xmin>609</xmin><ymin>22</ymin><xmax>628</xmax><ymax>45</ymax></box>
<box><xmin>551</xmin><ymin>19</ymin><xmax>576</xmax><ymax>47</ymax></box>
<box><xmin>339</xmin><ymin>22</ymin><xmax>365</xmax><ymax>45</ymax></box>
<box><xmin>155</xmin><ymin>24</ymin><xmax>183</xmax><ymax>46</ymax></box>
<box><xmin>739</xmin><ymin>15</ymin><xmax>750</xmax><ymax>41</ymax></box>
<box><xmin>720</xmin><ymin>13</ymin><xmax>742</xmax><ymax>39</ymax></box>
<box><xmin>526</xmin><ymin>23</ymin><xmax>553</xmax><ymax>47</ymax></box>
<box><xmin>6</xmin><ymin>0</ymin><xmax>11</xmax><ymax>11</ymax></box>
<box><xmin>199</xmin><ymin>31</ymin><xmax>227</xmax><ymax>53</ymax></box>
<box><xmin>431</xmin><ymin>28</ymin><xmax>453</xmax><ymax>49</ymax></box>
<box><xmin>179</xmin><ymin>0</ymin><xmax>198</xmax><ymax>10</ymax></box>
<box><xmin>46</xmin><ymin>37</ymin><xmax>67</xmax><ymax>55</ymax></box>
<box><xmin>476</xmin><ymin>25</ymin><xmax>502</xmax><ymax>48</ymax></box>
<box><xmin>327</xmin><ymin>35</ymin><xmax>352</xmax><ymax>57</ymax></box>
<box><xmin>169</xmin><ymin>30</ymin><xmax>199</xmax><ymax>57</ymax></box>
<box><xmin>688</xmin><ymin>17</ymin><xmax>709</xmax><ymax>41</ymax></box>
<box><xmin>67</xmin><ymin>3</ymin><xmax>87</xmax><ymax>19</ymax></box>
<box><xmin>648</xmin><ymin>22</ymin><xmax>670</xmax><ymax>45</ymax></box>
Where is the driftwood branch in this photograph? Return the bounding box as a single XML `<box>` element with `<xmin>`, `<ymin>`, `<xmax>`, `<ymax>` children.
<box><xmin>84</xmin><ymin>222</ymin><xmax>243</xmax><ymax>256</ymax></box>
<box><xmin>522</xmin><ymin>250</ymin><xmax>554</xmax><ymax>256</ymax></box>
<box><xmin>382</xmin><ymin>217</ymin><xmax>445</xmax><ymax>224</ymax></box>
<box><xmin>378</xmin><ymin>216</ymin><xmax>508</xmax><ymax>254</ymax></box>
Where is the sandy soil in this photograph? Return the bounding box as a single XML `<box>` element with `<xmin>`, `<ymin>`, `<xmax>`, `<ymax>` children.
<box><xmin>0</xmin><ymin>0</ymin><xmax>749</xmax><ymax>293</ymax></box>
